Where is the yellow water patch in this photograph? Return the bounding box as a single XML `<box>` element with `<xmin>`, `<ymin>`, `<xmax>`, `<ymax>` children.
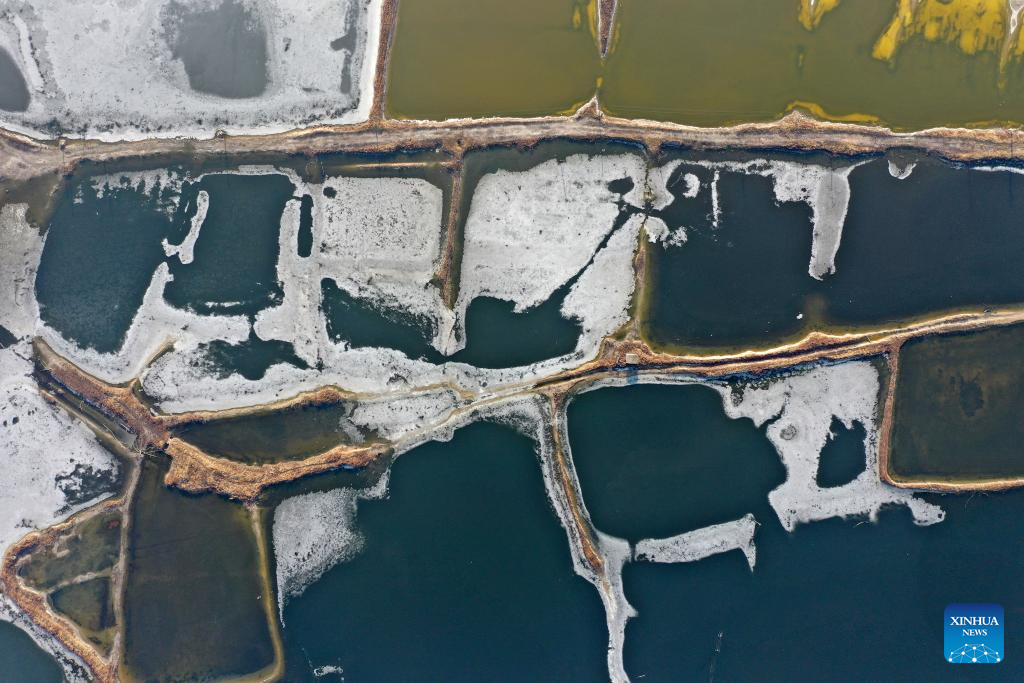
<box><xmin>798</xmin><ymin>0</ymin><xmax>842</xmax><ymax>30</ymax></box>
<box><xmin>587</xmin><ymin>0</ymin><xmax>599</xmax><ymax>44</ymax></box>
<box><xmin>873</xmin><ymin>0</ymin><xmax>1009</xmax><ymax>62</ymax></box>
<box><xmin>785</xmin><ymin>100</ymin><xmax>880</xmax><ymax>124</ymax></box>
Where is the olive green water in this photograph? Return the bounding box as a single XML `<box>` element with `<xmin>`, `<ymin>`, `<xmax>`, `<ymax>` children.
<box><xmin>387</xmin><ymin>0</ymin><xmax>1024</xmax><ymax>128</ymax></box>
<box><xmin>175</xmin><ymin>400</ymin><xmax>373</xmax><ymax>464</ymax></box>
<box><xmin>890</xmin><ymin>323</ymin><xmax>1024</xmax><ymax>482</ymax></box>
<box><xmin>386</xmin><ymin>0</ymin><xmax>600</xmax><ymax>119</ymax></box>
<box><xmin>121</xmin><ymin>457</ymin><xmax>274</xmax><ymax>682</ymax></box>
<box><xmin>603</xmin><ymin>0</ymin><xmax>1024</xmax><ymax>129</ymax></box>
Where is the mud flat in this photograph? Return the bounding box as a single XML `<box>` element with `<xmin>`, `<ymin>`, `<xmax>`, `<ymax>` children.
<box><xmin>886</xmin><ymin>323</ymin><xmax>1024</xmax><ymax>487</ymax></box>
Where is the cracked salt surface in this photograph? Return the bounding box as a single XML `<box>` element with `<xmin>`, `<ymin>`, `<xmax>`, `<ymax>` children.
<box><xmin>0</xmin><ymin>0</ymin><xmax>380</xmax><ymax>140</ymax></box>
<box><xmin>453</xmin><ymin>153</ymin><xmax>646</xmax><ymax>350</ymax></box>
<box><xmin>0</xmin><ymin>204</ymin><xmax>41</xmax><ymax>339</ymax></box>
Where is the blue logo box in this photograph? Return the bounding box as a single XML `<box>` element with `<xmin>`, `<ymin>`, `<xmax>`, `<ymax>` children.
<box><xmin>945</xmin><ymin>603</ymin><xmax>1003</xmax><ymax>663</ymax></box>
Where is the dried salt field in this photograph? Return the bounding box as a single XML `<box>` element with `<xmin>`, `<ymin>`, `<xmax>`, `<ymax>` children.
<box><xmin>2</xmin><ymin>1</ymin><xmax>1024</xmax><ymax>682</ymax></box>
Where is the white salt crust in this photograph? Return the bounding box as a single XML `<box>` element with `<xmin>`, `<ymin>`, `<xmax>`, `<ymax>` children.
<box><xmin>0</xmin><ymin>343</ymin><xmax>121</xmax><ymax>556</ymax></box>
<box><xmin>647</xmin><ymin>158</ymin><xmax>865</xmax><ymax>279</ymax></box>
<box><xmin>138</xmin><ymin>157</ymin><xmax>642</xmax><ymax>415</ymax></box>
<box><xmin>271</xmin><ymin>473</ymin><xmax>389</xmax><ymax>618</ymax></box>
<box><xmin>718</xmin><ymin>361</ymin><xmax>945</xmax><ymax>531</ymax></box>
<box><xmin>453</xmin><ymin>153</ymin><xmax>646</xmax><ymax>351</ymax></box>
<box><xmin>634</xmin><ymin>514</ymin><xmax>758</xmax><ymax>571</ymax></box>
<box><xmin>887</xmin><ymin>160</ymin><xmax>917</xmax><ymax>180</ymax></box>
<box><xmin>0</xmin><ymin>204</ymin><xmax>42</xmax><ymax>339</ymax></box>
<box><xmin>162</xmin><ymin>190</ymin><xmax>208</xmax><ymax>264</ymax></box>
<box><xmin>0</xmin><ymin>0</ymin><xmax>381</xmax><ymax>141</ymax></box>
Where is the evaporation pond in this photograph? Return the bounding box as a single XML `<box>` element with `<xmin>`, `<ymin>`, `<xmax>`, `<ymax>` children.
<box><xmin>644</xmin><ymin>155</ymin><xmax>1024</xmax><ymax>352</ymax></box>
<box><xmin>278</xmin><ymin>421</ymin><xmax>607</xmax><ymax>681</ymax></box>
<box><xmin>567</xmin><ymin>382</ymin><xmax>785</xmax><ymax>540</ymax></box>
<box><xmin>889</xmin><ymin>323</ymin><xmax>1024</xmax><ymax>482</ymax></box>
<box><xmin>602</xmin><ymin>0</ymin><xmax>1024</xmax><ymax>129</ymax></box>
<box><xmin>121</xmin><ymin>457</ymin><xmax>275</xmax><ymax>682</ymax></box>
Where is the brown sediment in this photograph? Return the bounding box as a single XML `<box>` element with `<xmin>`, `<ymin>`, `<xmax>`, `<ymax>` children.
<box><xmin>538</xmin><ymin>308</ymin><xmax>1024</xmax><ymax>394</ymax></box>
<box><xmin>436</xmin><ymin>155</ymin><xmax>464</xmax><ymax>308</ymax></box>
<box><xmin>369</xmin><ymin>0</ymin><xmax>400</xmax><ymax>123</ymax></box>
<box><xmin>246</xmin><ymin>506</ymin><xmax>285</xmax><ymax>683</ymax></box>
<box><xmin>544</xmin><ymin>393</ymin><xmax>604</xmax><ymax>573</ymax></box>
<box><xmin>6</xmin><ymin>109</ymin><xmax>1024</xmax><ymax>187</ymax></box>
<box><xmin>34</xmin><ymin>340</ymin><xmax>169</xmax><ymax>449</ymax></box>
<box><xmin>597</xmin><ymin>0</ymin><xmax>617</xmax><ymax>57</ymax></box>
<box><xmin>164</xmin><ymin>438</ymin><xmax>387</xmax><ymax>502</ymax></box>
<box><xmin>1</xmin><ymin>499</ymin><xmax>127</xmax><ymax>683</ymax></box>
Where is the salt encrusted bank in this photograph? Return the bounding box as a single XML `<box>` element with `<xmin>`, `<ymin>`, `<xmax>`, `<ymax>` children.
<box><xmin>0</xmin><ymin>0</ymin><xmax>382</xmax><ymax>140</ymax></box>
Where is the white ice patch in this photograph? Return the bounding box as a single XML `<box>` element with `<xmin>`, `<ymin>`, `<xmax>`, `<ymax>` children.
<box><xmin>453</xmin><ymin>153</ymin><xmax>646</xmax><ymax>351</ymax></box>
<box><xmin>162</xmin><ymin>190</ymin><xmax>208</xmax><ymax>264</ymax></box>
<box><xmin>0</xmin><ymin>204</ymin><xmax>42</xmax><ymax>340</ymax></box>
<box><xmin>718</xmin><ymin>361</ymin><xmax>945</xmax><ymax>532</ymax></box>
<box><xmin>887</xmin><ymin>160</ymin><xmax>917</xmax><ymax>180</ymax></box>
<box><xmin>0</xmin><ymin>342</ymin><xmax>120</xmax><ymax>557</ymax></box>
<box><xmin>0</xmin><ymin>0</ymin><xmax>381</xmax><ymax>141</ymax></box>
<box><xmin>272</xmin><ymin>477</ymin><xmax>388</xmax><ymax>617</ymax></box>
<box><xmin>635</xmin><ymin>514</ymin><xmax>758</xmax><ymax>571</ymax></box>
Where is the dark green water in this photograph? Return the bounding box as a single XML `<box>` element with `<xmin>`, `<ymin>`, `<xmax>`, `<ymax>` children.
<box><xmin>816</xmin><ymin>418</ymin><xmax>867</xmax><ymax>488</ymax></box>
<box><xmin>165</xmin><ymin>173</ymin><xmax>292</xmax><ymax>315</ymax></box>
<box><xmin>175</xmin><ymin>400</ymin><xmax>371</xmax><ymax>464</ymax></box>
<box><xmin>890</xmin><ymin>323</ymin><xmax>1024</xmax><ymax>481</ymax></box>
<box><xmin>0</xmin><ymin>622</ymin><xmax>63</xmax><ymax>683</ymax></box>
<box><xmin>193</xmin><ymin>329</ymin><xmax>309</xmax><ymax>381</ymax></box>
<box><xmin>122</xmin><ymin>457</ymin><xmax>274</xmax><ymax>682</ymax></box>
<box><xmin>623</xmin><ymin>490</ymin><xmax>1024</xmax><ymax>681</ymax></box>
<box><xmin>277</xmin><ymin>421</ymin><xmax>608</xmax><ymax>681</ymax></box>
<box><xmin>567</xmin><ymin>382</ymin><xmax>786</xmax><ymax>540</ymax></box>
<box><xmin>36</xmin><ymin>169</ymin><xmax>189</xmax><ymax>353</ymax></box>
<box><xmin>645</xmin><ymin>154</ymin><xmax>1024</xmax><ymax>352</ymax></box>
<box><xmin>452</xmin><ymin>292</ymin><xmax>581</xmax><ymax>368</ymax></box>
<box><xmin>322</xmin><ymin>278</ymin><xmax>442</xmax><ymax>361</ymax></box>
